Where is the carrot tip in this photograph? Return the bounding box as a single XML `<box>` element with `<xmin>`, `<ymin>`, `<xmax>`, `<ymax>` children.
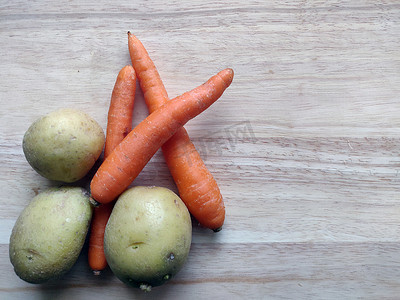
<box><xmin>213</xmin><ymin>226</ymin><xmax>223</xmax><ymax>232</ymax></box>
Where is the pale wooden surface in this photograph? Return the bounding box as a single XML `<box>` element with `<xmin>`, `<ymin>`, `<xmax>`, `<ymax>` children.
<box><xmin>1</xmin><ymin>1</ymin><xmax>400</xmax><ymax>299</ymax></box>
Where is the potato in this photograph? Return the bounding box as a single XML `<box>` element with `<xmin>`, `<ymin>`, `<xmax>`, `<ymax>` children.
<box><xmin>104</xmin><ymin>186</ymin><xmax>192</xmax><ymax>291</ymax></box>
<box><xmin>9</xmin><ymin>186</ymin><xmax>93</xmax><ymax>283</ymax></box>
<box><xmin>23</xmin><ymin>108</ymin><xmax>105</xmax><ymax>183</ymax></box>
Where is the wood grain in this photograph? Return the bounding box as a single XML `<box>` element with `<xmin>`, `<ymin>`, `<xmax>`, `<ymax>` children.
<box><xmin>1</xmin><ymin>1</ymin><xmax>400</xmax><ymax>299</ymax></box>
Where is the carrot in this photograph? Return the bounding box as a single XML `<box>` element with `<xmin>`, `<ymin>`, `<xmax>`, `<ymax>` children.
<box><xmin>127</xmin><ymin>32</ymin><xmax>226</xmax><ymax>230</ymax></box>
<box><xmin>88</xmin><ymin>202</ymin><xmax>114</xmax><ymax>274</ymax></box>
<box><xmin>88</xmin><ymin>65</ymin><xmax>136</xmax><ymax>274</ymax></box>
<box><xmin>90</xmin><ymin>67</ymin><xmax>234</xmax><ymax>205</ymax></box>
<box><xmin>104</xmin><ymin>65</ymin><xmax>137</xmax><ymax>158</ymax></box>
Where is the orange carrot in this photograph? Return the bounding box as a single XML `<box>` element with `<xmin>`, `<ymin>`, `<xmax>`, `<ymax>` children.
<box><xmin>88</xmin><ymin>65</ymin><xmax>136</xmax><ymax>274</ymax></box>
<box><xmin>88</xmin><ymin>202</ymin><xmax>114</xmax><ymax>274</ymax></box>
<box><xmin>104</xmin><ymin>65</ymin><xmax>137</xmax><ymax>158</ymax></box>
<box><xmin>90</xmin><ymin>67</ymin><xmax>234</xmax><ymax>205</ymax></box>
<box><xmin>128</xmin><ymin>32</ymin><xmax>226</xmax><ymax>230</ymax></box>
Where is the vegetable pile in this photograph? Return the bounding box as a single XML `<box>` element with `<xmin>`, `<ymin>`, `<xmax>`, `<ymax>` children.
<box><xmin>10</xmin><ymin>32</ymin><xmax>234</xmax><ymax>291</ymax></box>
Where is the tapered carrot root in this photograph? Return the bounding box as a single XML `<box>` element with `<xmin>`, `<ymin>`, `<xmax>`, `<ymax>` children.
<box><xmin>90</xmin><ymin>68</ymin><xmax>234</xmax><ymax>204</ymax></box>
<box><xmin>128</xmin><ymin>32</ymin><xmax>227</xmax><ymax>230</ymax></box>
<box><xmin>88</xmin><ymin>202</ymin><xmax>114</xmax><ymax>273</ymax></box>
<box><xmin>162</xmin><ymin>129</ymin><xmax>225</xmax><ymax>230</ymax></box>
<box><xmin>88</xmin><ymin>65</ymin><xmax>136</xmax><ymax>273</ymax></box>
<box><xmin>104</xmin><ymin>65</ymin><xmax>136</xmax><ymax>158</ymax></box>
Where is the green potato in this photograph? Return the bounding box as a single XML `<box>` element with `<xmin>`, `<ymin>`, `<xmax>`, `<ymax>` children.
<box><xmin>9</xmin><ymin>186</ymin><xmax>93</xmax><ymax>284</ymax></box>
<box><xmin>23</xmin><ymin>108</ymin><xmax>105</xmax><ymax>183</ymax></box>
<box><xmin>104</xmin><ymin>186</ymin><xmax>192</xmax><ymax>291</ymax></box>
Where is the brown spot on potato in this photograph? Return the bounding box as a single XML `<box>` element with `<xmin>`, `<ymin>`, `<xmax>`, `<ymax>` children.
<box><xmin>167</xmin><ymin>252</ymin><xmax>175</xmax><ymax>261</ymax></box>
<box><xmin>128</xmin><ymin>242</ymin><xmax>144</xmax><ymax>250</ymax></box>
<box><xmin>24</xmin><ymin>248</ymin><xmax>42</xmax><ymax>260</ymax></box>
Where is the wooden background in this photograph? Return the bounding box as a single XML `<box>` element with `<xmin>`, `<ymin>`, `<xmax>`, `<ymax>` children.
<box><xmin>1</xmin><ymin>1</ymin><xmax>400</xmax><ymax>299</ymax></box>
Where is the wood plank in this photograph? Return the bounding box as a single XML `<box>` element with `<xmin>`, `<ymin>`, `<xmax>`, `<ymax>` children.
<box><xmin>1</xmin><ymin>242</ymin><xmax>400</xmax><ymax>299</ymax></box>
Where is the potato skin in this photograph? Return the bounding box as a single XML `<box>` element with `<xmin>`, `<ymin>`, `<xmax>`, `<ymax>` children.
<box><xmin>104</xmin><ymin>186</ymin><xmax>192</xmax><ymax>290</ymax></box>
<box><xmin>9</xmin><ymin>187</ymin><xmax>93</xmax><ymax>284</ymax></box>
<box><xmin>22</xmin><ymin>108</ymin><xmax>105</xmax><ymax>183</ymax></box>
